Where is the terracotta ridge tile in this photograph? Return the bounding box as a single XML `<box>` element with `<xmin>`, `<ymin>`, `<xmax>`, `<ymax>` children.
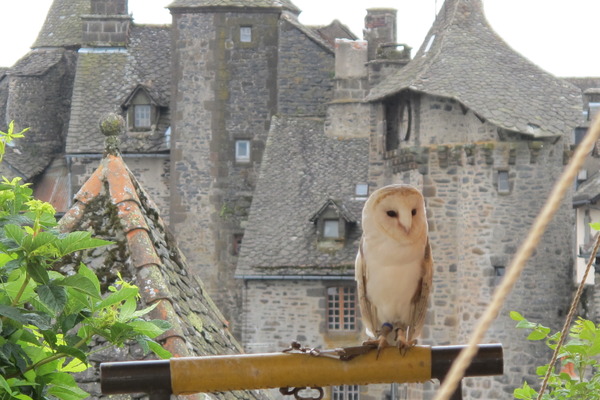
<box><xmin>73</xmin><ymin>163</ymin><xmax>104</xmax><ymax>204</ymax></box>
<box><xmin>117</xmin><ymin>201</ymin><xmax>149</xmax><ymax>233</ymax></box>
<box><xmin>136</xmin><ymin>264</ymin><xmax>173</xmax><ymax>303</ymax></box>
<box><xmin>58</xmin><ymin>202</ymin><xmax>87</xmax><ymax>233</ymax></box>
<box><xmin>105</xmin><ymin>155</ymin><xmax>141</xmax><ymax>205</ymax></box>
<box><xmin>127</xmin><ymin>229</ymin><xmax>162</xmax><ymax>268</ymax></box>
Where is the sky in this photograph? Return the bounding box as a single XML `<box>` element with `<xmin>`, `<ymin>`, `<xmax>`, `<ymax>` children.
<box><xmin>0</xmin><ymin>0</ymin><xmax>598</xmax><ymax>77</ymax></box>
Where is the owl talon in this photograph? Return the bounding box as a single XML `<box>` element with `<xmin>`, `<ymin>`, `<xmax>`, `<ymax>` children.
<box><xmin>397</xmin><ymin>339</ymin><xmax>417</xmax><ymax>356</ymax></box>
<box><xmin>362</xmin><ymin>336</ymin><xmax>389</xmax><ymax>359</ymax></box>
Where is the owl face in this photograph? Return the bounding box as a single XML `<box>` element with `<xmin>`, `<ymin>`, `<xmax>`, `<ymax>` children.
<box><xmin>363</xmin><ymin>185</ymin><xmax>428</xmax><ymax>243</ymax></box>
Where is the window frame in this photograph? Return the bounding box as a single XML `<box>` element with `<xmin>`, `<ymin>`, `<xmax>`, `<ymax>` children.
<box><xmin>133</xmin><ymin>104</ymin><xmax>152</xmax><ymax>129</ymax></box>
<box><xmin>332</xmin><ymin>385</ymin><xmax>360</xmax><ymax>400</ymax></box>
<box><xmin>235</xmin><ymin>140</ymin><xmax>251</xmax><ymax>163</ymax></box>
<box><xmin>327</xmin><ymin>286</ymin><xmax>357</xmax><ymax>332</ymax></box>
<box><xmin>497</xmin><ymin>170</ymin><xmax>510</xmax><ymax>194</ymax></box>
<box><xmin>240</xmin><ymin>26</ymin><xmax>252</xmax><ymax>43</ymax></box>
<box><xmin>323</xmin><ymin>219</ymin><xmax>341</xmax><ymax>239</ymax></box>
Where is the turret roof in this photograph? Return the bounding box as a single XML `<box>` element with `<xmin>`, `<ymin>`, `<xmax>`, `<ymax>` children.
<box><xmin>168</xmin><ymin>0</ymin><xmax>300</xmax><ymax>13</ymax></box>
<box><xmin>367</xmin><ymin>0</ymin><xmax>581</xmax><ymax>138</ymax></box>
<box><xmin>33</xmin><ymin>0</ymin><xmax>90</xmax><ymax>48</ymax></box>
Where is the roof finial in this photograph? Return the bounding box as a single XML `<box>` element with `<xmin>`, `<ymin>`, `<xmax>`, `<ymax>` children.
<box><xmin>100</xmin><ymin>112</ymin><xmax>124</xmax><ymax>156</ymax></box>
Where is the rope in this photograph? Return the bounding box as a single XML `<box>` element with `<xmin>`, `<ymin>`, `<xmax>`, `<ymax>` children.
<box><xmin>433</xmin><ymin>114</ymin><xmax>600</xmax><ymax>400</ymax></box>
<box><xmin>536</xmin><ymin>231</ymin><xmax>600</xmax><ymax>399</ymax></box>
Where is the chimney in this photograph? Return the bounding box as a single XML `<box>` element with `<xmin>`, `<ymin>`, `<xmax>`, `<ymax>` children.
<box><xmin>82</xmin><ymin>0</ymin><xmax>131</xmax><ymax>47</ymax></box>
<box><xmin>364</xmin><ymin>8</ymin><xmax>397</xmax><ymax>61</ymax></box>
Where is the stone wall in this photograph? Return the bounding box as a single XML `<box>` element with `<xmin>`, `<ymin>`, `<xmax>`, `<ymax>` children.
<box><xmin>368</xmin><ymin>92</ymin><xmax>574</xmax><ymax>399</ymax></box>
<box><xmin>243</xmin><ymin>278</ymin><xmax>391</xmax><ymax>400</ymax></box>
<box><xmin>170</xmin><ymin>9</ymin><xmax>281</xmax><ymax>338</ymax></box>
<box><xmin>277</xmin><ymin>19</ymin><xmax>335</xmax><ymax>116</ymax></box>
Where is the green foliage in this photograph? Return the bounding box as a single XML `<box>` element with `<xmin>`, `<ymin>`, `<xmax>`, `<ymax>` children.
<box><xmin>0</xmin><ymin>122</ymin><xmax>171</xmax><ymax>399</ymax></box>
<box><xmin>511</xmin><ymin>311</ymin><xmax>600</xmax><ymax>400</ymax></box>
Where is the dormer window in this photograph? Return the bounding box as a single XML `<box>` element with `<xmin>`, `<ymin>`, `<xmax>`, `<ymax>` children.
<box><xmin>310</xmin><ymin>199</ymin><xmax>357</xmax><ymax>247</ymax></box>
<box><xmin>121</xmin><ymin>84</ymin><xmax>167</xmax><ymax>132</ymax></box>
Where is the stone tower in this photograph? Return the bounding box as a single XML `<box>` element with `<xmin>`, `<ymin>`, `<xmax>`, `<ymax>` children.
<box><xmin>167</xmin><ymin>0</ymin><xmax>303</xmax><ymax>335</ymax></box>
<box><xmin>366</xmin><ymin>0</ymin><xmax>582</xmax><ymax>397</ymax></box>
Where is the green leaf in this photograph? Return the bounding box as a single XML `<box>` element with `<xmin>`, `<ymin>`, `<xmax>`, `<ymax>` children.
<box><xmin>527</xmin><ymin>326</ymin><xmax>551</xmax><ymax>341</ymax></box>
<box><xmin>37</xmin><ymin>284</ymin><xmax>67</xmax><ymax>313</ymax></box>
<box><xmin>23</xmin><ymin>312</ymin><xmax>52</xmax><ymax>330</ymax></box>
<box><xmin>56</xmin><ymin>345</ymin><xmax>87</xmax><ymax>365</ymax></box>
<box><xmin>146</xmin><ymin>339</ymin><xmax>172</xmax><ymax>359</ymax></box>
<box><xmin>510</xmin><ymin>311</ymin><xmax>524</xmax><ymax>321</ymax></box>
<box><xmin>4</xmin><ymin>224</ymin><xmax>25</xmax><ymax>248</ymax></box>
<box><xmin>590</xmin><ymin>222</ymin><xmax>600</xmax><ymax>231</ymax></box>
<box><xmin>0</xmin><ymin>305</ymin><xmax>28</xmax><ymax>324</ymax></box>
<box><xmin>55</xmin><ymin>231</ymin><xmax>112</xmax><ymax>257</ymax></box>
<box><xmin>128</xmin><ymin>320</ymin><xmax>167</xmax><ymax>338</ymax></box>
<box><xmin>0</xmin><ymin>375</ymin><xmax>15</xmax><ymax>396</ymax></box>
<box><xmin>26</xmin><ymin>261</ymin><xmax>49</xmax><ymax>285</ymax></box>
<box><xmin>97</xmin><ymin>286</ymin><xmax>138</xmax><ymax>310</ymax></box>
<box><xmin>45</xmin><ymin>372</ymin><xmax>88</xmax><ymax>400</ymax></box>
<box><xmin>516</xmin><ymin>319</ymin><xmax>538</xmax><ymax>330</ymax></box>
<box><xmin>26</xmin><ymin>232</ymin><xmax>56</xmax><ymax>253</ymax></box>
<box><xmin>514</xmin><ymin>381</ymin><xmax>537</xmax><ymax>399</ymax></box>
<box><xmin>76</xmin><ymin>263</ymin><xmax>100</xmax><ymax>296</ymax></box>
<box><xmin>56</xmin><ymin>275</ymin><xmax>101</xmax><ymax>300</ymax></box>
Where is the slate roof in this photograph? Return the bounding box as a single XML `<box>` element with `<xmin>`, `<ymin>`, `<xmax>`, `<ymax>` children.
<box><xmin>58</xmin><ymin>120</ymin><xmax>268</xmax><ymax>400</ymax></box>
<box><xmin>33</xmin><ymin>0</ymin><xmax>90</xmax><ymax>48</ymax></box>
<box><xmin>574</xmin><ymin>171</ymin><xmax>600</xmax><ymax>206</ymax></box>
<box><xmin>310</xmin><ymin>20</ymin><xmax>358</xmax><ymax>48</ymax></box>
<box><xmin>66</xmin><ymin>25</ymin><xmax>171</xmax><ymax>154</ymax></box>
<box><xmin>8</xmin><ymin>49</ymin><xmax>66</xmax><ymax>76</ymax></box>
<box><xmin>366</xmin><ymin>0</ymin><xmax>582</xmax><ymax>139</ymax></box>
<box><xmin>168</xmin><ymin>0</ymin><xmax>300</xmax><ymax>13</ymax></box>
<box><xmin>2</xmin><ymin>49</ymin><xmax>69</xmax><ymax>180</ymax></box>
<box><xmin>236</xmin><ymin>116</ymin><xmax>369</xmax><ymax>278</ymax></box>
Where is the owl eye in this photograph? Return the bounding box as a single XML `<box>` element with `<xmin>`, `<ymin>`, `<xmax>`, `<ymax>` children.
<box><xmin>411</xmin><ymin>209</ymin><xmax>417</xmax><ymax>216</ymax></box>
<box><xmin>386</xmin><ymin>210</ymin><xmax>398</xmax><ymax>218</ymax></box>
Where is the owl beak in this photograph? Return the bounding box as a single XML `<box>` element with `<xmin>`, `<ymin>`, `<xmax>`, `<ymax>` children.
<box><xmin>399</xmin><ymin>212</ymin><xmax>412</xmax><ymax>234</ymax></box>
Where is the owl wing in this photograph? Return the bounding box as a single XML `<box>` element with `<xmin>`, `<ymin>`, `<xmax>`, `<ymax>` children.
<box><xmin>355</xmin><ymin>239</ymin><xmax>379</xmax><ymax>337</ymax></box>
<box><xmin>407</xmin><ymin>237</ymin><xmax>433</xmax><ymax>341</ymax></box>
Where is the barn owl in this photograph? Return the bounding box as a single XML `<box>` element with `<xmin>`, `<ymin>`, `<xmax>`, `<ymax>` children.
<box><xmin>355</xmin><ymin>184</ymin><xmax>433</xmax><ymax>356</ymax></box>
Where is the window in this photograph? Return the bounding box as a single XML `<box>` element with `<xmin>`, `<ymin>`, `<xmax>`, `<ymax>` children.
<box><xmin>232</xmin><ymin>234</ymin><xmax>243</xmax><ymax>256</ymax></box>
<box><xmin>332</xmin><ymin>385</ymin><xmax>360</xmax><ymax>400</ymax></box>
<box><xmin>235</xmin><ymin>140</ymin><xmax>251</xmax><ymax>162</ymax></box>
<box><xmin>355</xmin><ymin>184</ymin><xmax>368</xmax><ymax>198</ymax></box>
<box><xmin>323</xmin><ymin>220</ymin><xmax>340</xmax><ymax>238</ymax></box>
<box><xmin>497</xmin><ymin>170</ymin><xmax>509</xmax><ymax>193</ymax></box>
<box><xmin>384</xmin><ymin>94</ymin><xmax>411</xmax><ymax>152</ymax></box>
<box><xmin>589</xmin><ymin>102</ymin><xmax>600</xmax><ymax>121</ymax></box>
<box><xmin>134</xmin><ymin>104</ymin><xmax>152</xmax><ymax>128</ymax></box>
<box><xmin>327</xmin><ymin>286</ymin><xmax>357</xmax><ymax>331</ymax></box>
<box><xmin>494</xmin><ymin>266</ymin><xmax>505</xmax><ymax>277</ymax></box>
<box><xmin>240</xmin><ymin>26</ymin><xmax>252</xmax><ymax>43</ymax></box>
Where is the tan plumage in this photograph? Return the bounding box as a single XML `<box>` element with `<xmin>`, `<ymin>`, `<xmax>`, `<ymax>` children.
<box><xmin>355</xmin><ymin>184</ymin><xmax>433</xmax><ymax>354</ymax></box>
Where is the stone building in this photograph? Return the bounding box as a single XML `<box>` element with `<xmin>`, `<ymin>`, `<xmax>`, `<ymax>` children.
<box><xmin>0</xmin><ymin>0</ymin><xmax>595</xmax><ymax>399</ymax></box>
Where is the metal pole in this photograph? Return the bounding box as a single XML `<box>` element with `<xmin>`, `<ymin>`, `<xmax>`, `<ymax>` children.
<box><xmin>100</xmin><ymin>344</ymin><xmax>503</xmax><ymax>397</ymax></box>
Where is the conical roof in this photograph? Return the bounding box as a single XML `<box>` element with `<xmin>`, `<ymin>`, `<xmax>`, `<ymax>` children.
<box><xmin>33</xmin><ymin>0</ymin><xmax>90</xmax><ymax>48</ymax></box>
<box><xmin>367</xmin><ymin>0</ymin><xmax>581</xmax><ymax>138</ymax></box>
